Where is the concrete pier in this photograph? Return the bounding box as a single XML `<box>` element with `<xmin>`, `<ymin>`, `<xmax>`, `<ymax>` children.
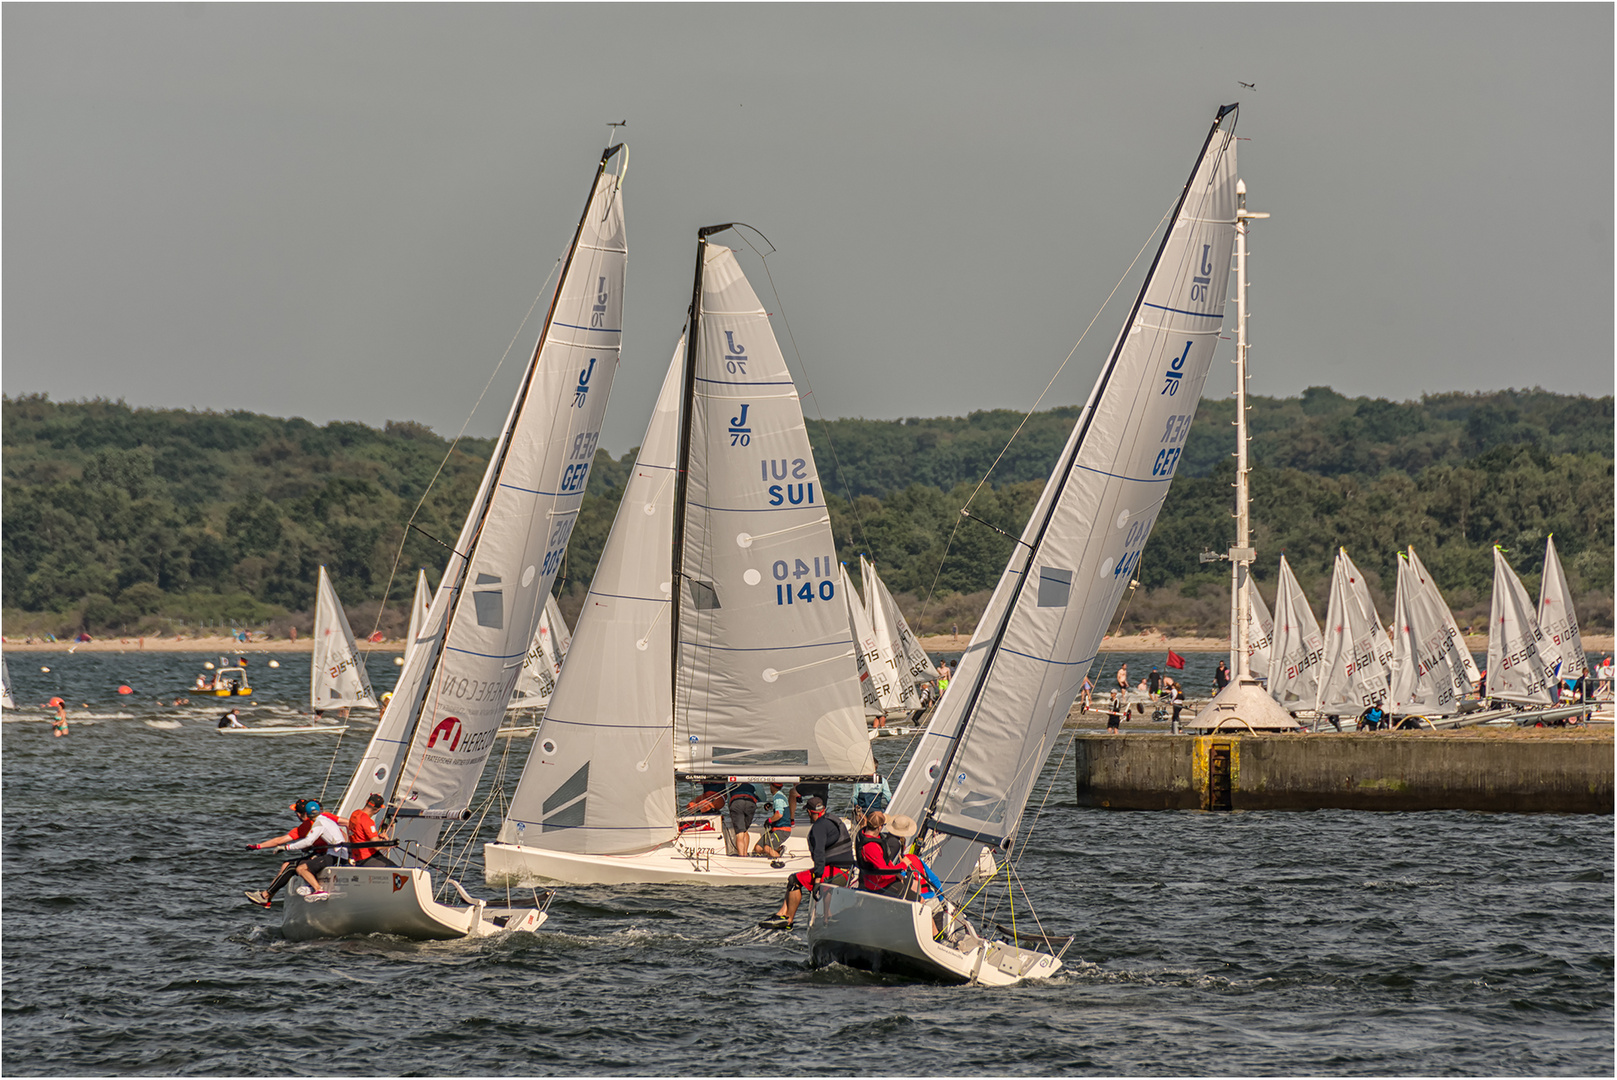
<box><xmin>1071</xmin><ymin>729</ymin><xmax>1614</xmax><ymax>814</ymax></box>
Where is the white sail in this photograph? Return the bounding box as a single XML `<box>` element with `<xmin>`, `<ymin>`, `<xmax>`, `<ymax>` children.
<box><xmin>506</xmin><ymin>595</ymin><xmax>571</xmax><ymax>712</ymax></box>
<box><xmin>1242</xmin><ymin>576</ymin><xmax>1275</xmax><ymax>683</ymax></box>
<box><xmin>1487</xmin><ymin>546</ymin><xmax>1555</xmax><ymax>705</ymax></box>
<box><xmin>863</xmin><ymin>556</ymin><xmax>922</xmax><ymax>710</ymax></box>
<box><xmin>869</xmin><ymin>561</ymin><xmax>939</xmax><ymax>688</ymax></box>
<box><xmin>1537</xmin><ymin>535</ymin><xmax>1587</xmax><ymax>681</ymax></box>
<box><xmin>311</xmin><ymin>567</ymin><xmax>379</xmax><ymax>712</ymax></box>
<box><xmin>499</xmin><ymin>341</ymin><xmax>683</xmax><ymax>855</ymax></box>
<box><xmin>361</xmin><ymin>156</ymin><xmax>625</xmax><ymax>853</ymax></box>
<box><xmin>1315</xmin><ymin>549</ymin><xmax>1391</xmax><ymax>714</ymax></box>
<box><xmin>1</xmin><ymin>656</ymin><xmax>14</xmax><ymax>709</ymax></box>
<box><xmin>672</xmin><ymin>242</ymin><xmax>872</xmax><ymax>780</ymax></box>
<box><xmin>1267</xmin><ymin>554</ymin><xmax>1324</xmax><ymax>708</ymax></box>
<box><xmin>406</xmin><ymin>569</ymin><xmax>431</xmax><ymax>646</ymax></box>
<box><xmin>1388</xmin><ymin>550</ymin><xmax>1474</xmax><ymax>716</ymax></box>
<box><xmin>844</xmin><ymin>563</ymin><xmax>897</xmax><ymax>716</ymax></box>
<box><xmin>888</xmin><ymin>106</ymin><xmax>1240</xmax><ymax>885</ymax></box>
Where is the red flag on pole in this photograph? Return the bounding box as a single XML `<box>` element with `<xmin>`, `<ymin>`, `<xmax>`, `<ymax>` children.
<box><xmin>1166</xmin><ymin>650</ymin><xmax>1186</xmax><ymax>669</ymax></box>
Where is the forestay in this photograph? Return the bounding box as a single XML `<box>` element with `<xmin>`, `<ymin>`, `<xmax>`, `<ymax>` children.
<box><xmin>888</xmin><ymin>105</ymin><xmax>1241</xmax><ymax>885</ymax></box>
<box><xmin>673</xmin><ymin>242</ymin><xmax>871</xmax><ymax>780</ymax></box>
<box><xmin>1537</xmin><ymin>536</ymin><xmax>1587</xmax><ymax>681</ymax></box>
<box><xmin>1388</xmin><ymin>549</ymin><xmax>1474</xmax><ymax>716</ymax></box>
<box><xmin>1267</xmin><ymin>554</ymin><xmax>1324</xmax><ymax>708</ymax></box>
<box><xmin>311</xmin><ymin>566</ymin><xmax>379</xmax><ymax>712</ymax></box>
<box><xmin>379</xmin><ymin>161</ymin><xmax>626</xmax><ymax>852</ymax></box>
<box><xmin>499</xmin><ymin>341</ymin><xmax>684</xmax><ymax>855</ymax></box>
<box><xmin>1315</xmin><ymin>548</ymin><xmax>1391</xmax><ymax>714</ymax></box>
<box><xmin>1487</xmin><ymin>546</ymin><xmax>1554</xmax><ymax>705</ymax></box>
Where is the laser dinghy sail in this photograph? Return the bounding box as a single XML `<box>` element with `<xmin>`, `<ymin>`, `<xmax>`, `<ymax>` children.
<box><xmin>1267</xmin><ymin>554</ymin><xmax>1325</xmax><ymax>710</ymax></box>
<box><xmin>1388</xmin><ymin>546</ymin><xmax>1478</xmax><ymax>717</ymax></box>
<box><xmin>1485</xmin><ymin>546</ymin><xmax>1555</xmax><ymax>707</ymax></box>
<box><xmin>807</xmin><ymin>105</ymin><xmax>1241</xmax><ymax>985</ymax></box>
<box><xmin>1536</xmin><ymin>535</ymin><xmax>1587</xmax><ymax>689</ymax></box>
<box><xmin>311</xmin><ymin>566</ymin><xmax>379</xmax><ymax>715</ymax></box>
<box><xmin>272</xmin><ymin>144</ymin><xmax>627</xmax><ymax>941</ymax></box>
<box><xmin>484</xmin><ymin>232</ymin><xmax>876</xmax><ymax>887</ymax></box>
<box><xmin>405</xmin><ymin>569</ymin><xmax>432</xmax><ymax>647</ymax></box>
<box><xmin>505</xmin><ymin>594</ymin><xmax>572</xmax><ymax>715</ymax></box>
<box><xmin>1314</xmin><ymin>548</ymin><xmax>1392</xmax><ymax>717</ymax></box>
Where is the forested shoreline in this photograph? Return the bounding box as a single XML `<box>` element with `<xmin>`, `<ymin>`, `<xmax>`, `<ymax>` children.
<box><xmin>3</xmin><ymin>387</ymin><xmax>1611</xmax><ymax>639</ymax></box>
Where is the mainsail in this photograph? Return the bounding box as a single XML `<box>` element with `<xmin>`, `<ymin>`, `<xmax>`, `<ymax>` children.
<box><xmin>1</xmin><ymin>657</ymin><xmax>14</xmax><ymax>710</ymax></box>
<box><xmin>868</xmin><ymin>560</ymin><xmax>939</xmax><ymax>690</ymax></box>
<box><xmin>862</xmin><ymin>555</ymin><xmax>921</xmax><ymax>711</ymax></box>
<box><xmin>1315</xmin><ymin>548</ymin><xmax>1391</xmax><ymax>714</ymax></box>
<box><xmin>1242</xmin><ymin>577</ymin><xmax>1275</xmax><ymax>683</ymax></box>
<box><xmin>1537</xmin><ymin>535</ymin><xmax>1587</xmax><ymax>682</ymax></box>
<box><xmin>498</xmin><ymin>341</ymin><xmax>684</xmax><ymax>855</ymax></box>
<box><xmin>406</xmin><ymin>569</ymin><xmax>432</xmax><ymax>647</ymax></box>
<box><xmin>1487</xmin><ymin>546</ymin><xmax>1554</xmax><ymax>705</ymax></box>
<box><xmin>672</xmin><ymin>237</ymin><xmax>872</xmax><ymax>780</ymax></box>
<box><xmin>311</xmin><ymin>566</ymin><xmax>379</xmax><ymax>712</ymax></box>
<box><xmin>888</xmin><ymin>105</ymin><xmax>1241</xmax><ymax>885</ymax></box>
<box><xmin>338</xmin><ymin>147</ymin><xmax>626</xmax><ymax>853</ymax></box>
<box><xmin>1388</xmin><ymin>548</ymin><xmax>1475</xmax><ymax>715</ymax></box>
<box><xmin>506</xmin><ymin>595</ymin><xmax>572</xmax><ymax>712</ymax></box>
<box><xmin>1267</xmin><ymin>554</ymin><xmax>1324</xmax><ymax>708</ymax></box>
<box><xmin>845</xmin><ymin>562</ymin><xmax>901</xmax><ymax>715</ymax></box>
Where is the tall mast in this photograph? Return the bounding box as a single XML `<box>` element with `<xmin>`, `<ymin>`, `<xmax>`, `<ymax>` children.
<box><xmin>670</xmin><ymin>224</ymin><xmax>734</xmax><ymax>719</ymax></box>
<box><xmin>1229</xmin><ymin>178</ymin><xmax>1269</xmax><ymax>682</ymax></box>
<box><xmin>918</xmin><ymin>106</ymin><xmax>1240</xmax><ymax>842</ymax></box>
<box><xmin>384</xmin><ymin>144</ymin><xmax>624</xmax><ymax>805</ymax></box>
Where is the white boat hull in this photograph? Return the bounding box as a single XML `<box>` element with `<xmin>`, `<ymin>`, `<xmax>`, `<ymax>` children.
<box><xmin>218</xmin><ymin>725</ymin><xmax>349</xmax><ymax>737</ymax></box>
<box><xmin>486</xmin><ymin>819</ymin><xmax>1000</xmax><ymax>888</ymax></box>
<box><xmin>484</xmin><ymin>826</ymin><xmax>813</xmax><ymax>886</ymax></box>
<box><xmin>805</xmin><ymin>886</ymin><xmax>1063</xmax><ymax>987</ymax></box>
<box><xmin>279</xmin><ymin>866</ymin><xmax>546</xmax><ymax>941</ymax></box>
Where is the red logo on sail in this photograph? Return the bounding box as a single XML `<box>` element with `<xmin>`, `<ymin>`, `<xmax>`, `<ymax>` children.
<box><xmin>427</xmin><ymin>716</ymin><xmax>462</xmax><ymax>751</ymax></box>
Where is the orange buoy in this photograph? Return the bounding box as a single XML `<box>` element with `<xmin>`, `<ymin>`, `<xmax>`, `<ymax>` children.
<box><xmin>118</xmin><ymin>685</ymin><xmax>134</xmax><ymax>695</ymax></box>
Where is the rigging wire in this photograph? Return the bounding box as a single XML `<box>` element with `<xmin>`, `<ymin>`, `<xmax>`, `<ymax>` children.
<box><xmin>915</xmin><ymin>201</ymin><xmax>1176</xmax><ymax>633</ymax></box>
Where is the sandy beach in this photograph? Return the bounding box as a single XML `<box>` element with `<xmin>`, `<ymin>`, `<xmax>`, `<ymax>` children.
<box><xmin>4</xmin><ymin>631</ymin><xmax>1612</xmax><ymax>656</ymax></box>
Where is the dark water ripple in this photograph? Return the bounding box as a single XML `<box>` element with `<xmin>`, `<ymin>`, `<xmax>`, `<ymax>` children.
<box><xmin>2</xmin><ymin>652</ymin><xmax>1612</xmax><ymax>1075</ymax></box>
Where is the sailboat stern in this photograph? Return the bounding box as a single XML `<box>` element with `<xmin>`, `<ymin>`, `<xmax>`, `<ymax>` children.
<box><xmin>806</xmin><ymin>886</ymin><xmax>1063</xmax><ymax>987</ymax></box>
<box><xmin>278</xmin><ymin>866</ymin><xmax>547</xmax><ymax>941</ymax></box>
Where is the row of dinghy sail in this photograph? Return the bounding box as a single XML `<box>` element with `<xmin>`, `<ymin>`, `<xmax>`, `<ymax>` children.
<box><xmin>1249</xmin><ymin>536</ymin><xmax>1587</xmax><ymax>721</ymax></box>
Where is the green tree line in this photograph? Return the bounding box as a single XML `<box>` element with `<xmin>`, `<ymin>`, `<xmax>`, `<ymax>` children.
<box><xmin>2</xmin><ymin>388</ymin><xmax>1610</xmax><ymax>638</ymax></box>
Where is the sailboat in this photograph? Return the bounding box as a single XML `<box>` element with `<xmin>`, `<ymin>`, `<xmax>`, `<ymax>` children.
<box><xmin>808</xmin><ymin>105</ymin><xmax>1242</xmax><ymax>985</ymax></box>
<box><xmin>484</xmin><ymin>229</ymin><xmax>877</xmax><ymax>888</ymax></box>
<box><xmin>1485</xmin><ymin>546</ymin><xmax>1555</xmax><ymax>707</ymax></box>
<box><xmin>503</xmin><ymin>594</ymin><xmax>572</xmax><ymax>727</ymax></box>
<box><xmin>865</xmin><ymin>557</ymin><xmax>939</xmax><ymax>695</ymax></box>
<box><xmin>862</xmin><ymin>556</ymin><xmax>927</xmax><ymax>717</ymax></box>
<box><xmin>1</xmin><ymin>657</ymin><xmax>15</xmax><ymax>710</ymax></box>
<box><xmin>1267</xmin><ymin>554</ymin><xmax>1325</xmax><ymax>709</ymax></box>
<box><xmin>405</xmin><ymin>569</ymin><xmax>431</xmax><ymax>645</ymax></box>
<box><xmin>274</xmin><ymin>143</ymin><xmax>627</xmax><ymax>941</ymax></box>
<box><xmin>1387</xmin><ymin>546</ymin><xmax>1479</xmax><ymax>717</ymax></box>
<box><xmin>844</xmin><ymin>561</ymin><xmax>903</xmax><ymax>720</ymax></box>
<box><xmin>1536</xmin><ymin>535</ymin><xmax>1587</xmax><ymax>689</ymax></box>
<box><xmin>311</xmin><ymin>565</ymin><xmax>379</xmax><ymax>716</ymax></box>
<box><xmin>1314</xmin><ymin>548</ymin><xmax>1392</xmax><ymax>716</ymax></box>
<box><xmin>1241</xmin><ymin>578</ymin><xmax>1275</xmax><ymax>685</ymax></box>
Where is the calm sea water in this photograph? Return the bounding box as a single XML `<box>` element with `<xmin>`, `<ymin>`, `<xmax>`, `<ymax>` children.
<box><xmin>3</xmin><ymin>652</ymin><xmax>1611</xmax><ymax>1076</ymax></box>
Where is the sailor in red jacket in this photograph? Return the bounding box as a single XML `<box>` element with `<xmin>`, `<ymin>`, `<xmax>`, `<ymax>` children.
<box><xmin>854</xmin><ymin>811</ymin><xmax>910</xmax><ymax>896</ymax></box>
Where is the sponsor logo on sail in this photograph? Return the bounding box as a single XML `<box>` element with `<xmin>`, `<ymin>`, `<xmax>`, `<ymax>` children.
<box><xmin>428</xmin><ymin>715</ymin><xmax>463</xmax><ymax>751</ymax></box>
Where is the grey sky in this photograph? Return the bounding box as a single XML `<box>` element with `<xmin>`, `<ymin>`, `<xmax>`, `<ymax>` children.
<box><xmin>5</xmin><ymin>4</ymin><xmax>1611</xmax><ymax>454</ymax></box>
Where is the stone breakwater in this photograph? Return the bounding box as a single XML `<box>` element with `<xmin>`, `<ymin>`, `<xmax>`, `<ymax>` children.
<box><xmin>1072</xmin><ymin>728</ymin><xmax>1615</xmax><ymax>814</ymax></box>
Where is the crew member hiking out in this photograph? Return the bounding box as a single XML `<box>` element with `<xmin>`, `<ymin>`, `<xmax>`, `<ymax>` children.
<box><xmin>243</xmin><ymin>799</ymin><xmax>346</xmax><ymax>907</ymax></box>
<box><xmin>759</xmin><ymin>797</ymin><xmax>852</xmax><ymax>930</ymax></box>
